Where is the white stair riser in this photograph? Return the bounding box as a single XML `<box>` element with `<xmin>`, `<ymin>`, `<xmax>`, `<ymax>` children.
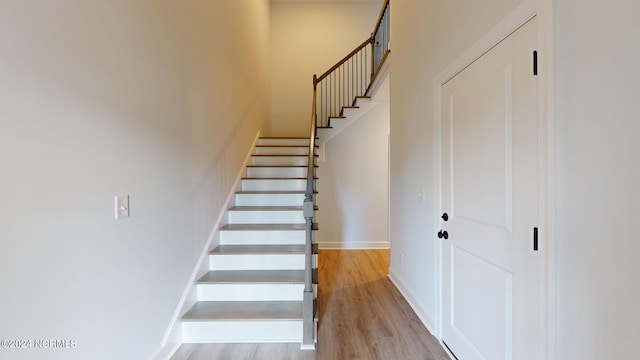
<box><xmin>209</xmin><ymin>254</ymin><xmax>305</xmax><ymax>270</ymax></box>
<box><xmin>246</xmin><ymin>167</ymin><xmax>307</xmax><ymax>178</ymax></box>
<box><xmin>197</xmin><ymin>283</ymin><xmax>304</xmax><ymax>301</ymax></box>
<box><xmin>251</xmin><ymin>156</ymin><xmax>308</xmax><ymax>166</ymax></box>
<box><xmin>241</xmin><ymin>179</ymin><xmax>306</xmax><ymax>191</ymax></box>
<box><xmin>342</xmin><ymin>108</ymin><xmax>360</xmax><ymax>117</ymax></box>
<box><xmin>220</xmin><ymin>230</ymin><xmax>306</xmax><ymax>245</ymax></box>
<box><xmin>180</xmin><ymin>138</ymin><xmax>315</xmax><ymax>347</ymax></box>
<box><xmin>316</xmin><ymin>98</ymin><xmax>373</xmax><ymax>141</ymax></box>
<box><xmin>255</xmin><ymin>147</ymin><xmax>309</xmax><ymax>156</ymax></box>
<box><xmin>182</xmin><ymin>320</ymin><xmax>302</xmax><ymax>343</ymax></box>
<box><xmin>257</xmin><ymin>138</ymin><xmax>309</xmax><ymax>146</ymax></box>
<box><xmin>317</xmin><ymin>128</ymin><xmax>333</xmax><ymax>137</ymax></box>
<box><xmin>228</xmin><ymin>210</ymin><xmax>304</xmax><ymax>224</ymax></box>
<box><xmin>235</xmin><ymin>193</ymin><xmax>305</xmax><ymax>207</ymax></box>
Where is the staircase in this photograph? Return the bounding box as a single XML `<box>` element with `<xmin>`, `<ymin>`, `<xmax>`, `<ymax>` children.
<box><xmin>180</xmin><ymin>137</ymin><xmax>318</xmax><ymax>345</ymax></box>
<box><xmin>174</xmin><ymin>0</ymin><xmax>389</xmax><ymax>351</ymax></box>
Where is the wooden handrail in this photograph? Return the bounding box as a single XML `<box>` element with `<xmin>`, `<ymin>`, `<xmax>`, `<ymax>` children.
<box><xmin>315</xmin><ymin>37</ymin><xmax>373</xmax><ymax>84</ymax></box>
<box><xmin>306</xmin><ymin>78</ymin><xmax>317</xmax><ymax>198</ymax></box>
<box><xmin>366</xmin><ymin>49</ymin><xmax>391</xmax><ymax>96</ymax></box>
<box><xmin>372</xmin><ymin>0</ymin><xmax>390</xmax><ymax>35</ymax></box>
<box><xmin>316</xmin><ymin>0</ymin><xmax>390</xmax><ymax>92</ymax></box>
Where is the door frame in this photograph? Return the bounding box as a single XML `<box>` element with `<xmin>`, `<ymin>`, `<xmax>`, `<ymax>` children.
<box><xmin>432</xmin><ymin>0</ymin><xmax>556</xmax><ymax>359</ymax></box>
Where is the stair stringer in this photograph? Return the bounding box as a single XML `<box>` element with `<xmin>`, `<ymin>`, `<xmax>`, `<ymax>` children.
<box><xmin>314</xmin><ymin>67</ymin><xmax>390</xmax><ymax>250</ymax></box>
<box><xmin>316</xmin><ymin>55</ymin><xmax>390</xmax><ymax>162</ymax></box>
<box><xmin>317</xmin><ymin>97</ymin><xmax>377</xmax><ymax>162</ymax></box>
<box><xmin>151</xmin><ymin>131</ymin><xmax>262</xmax><ymax>360</ymax></box>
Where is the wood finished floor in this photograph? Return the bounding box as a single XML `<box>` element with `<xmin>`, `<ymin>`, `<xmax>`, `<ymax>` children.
<box><xmin>171</xmin><ymin>250</ymin><xmax>450</xmax><ymax>360</ymax></box>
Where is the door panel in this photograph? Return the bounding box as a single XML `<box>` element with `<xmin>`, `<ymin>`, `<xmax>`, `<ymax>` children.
<box><xmin>441</xmin><ymin>18</ymin><xmax>538</xmax><ymax>360</ymax></box>
<box><xmin>452</xmin><ymin>63</ymin><xmax>512</xmax><ymax>231</ymax></box>
<box><xmin>451</xmin><ymin>246</ymin><xmax>513</xmax><ymax>360</ymax></box>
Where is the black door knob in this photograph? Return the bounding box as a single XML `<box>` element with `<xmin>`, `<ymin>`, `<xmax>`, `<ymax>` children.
<box><xmin>442</xmin><ymin>230</ymin><xmax>449</xmax><ymax>239</ymax></box>
<box><xmin>437</xmin><ymin>230</ymin><xmax>446</xmax><ymax>239</ymax></box>
<box><xmin>442</xmin><ymin>213</ymin><xmax>449</xmax><ymax>221</ymax></box>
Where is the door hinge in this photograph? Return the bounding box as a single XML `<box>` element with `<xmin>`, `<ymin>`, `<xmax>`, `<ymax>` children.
<box><xmin>533</xmin><ymin>50</ymin><xmax>538</xmax><ymax>76</ymax></box>
<box><xmin>533</xmin><ymin>227</ymin><xmax>539</xmax><ymax>251</ymax></box>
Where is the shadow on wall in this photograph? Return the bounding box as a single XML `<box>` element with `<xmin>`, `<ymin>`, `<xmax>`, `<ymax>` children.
<box><xmin>316</xmin><ymin>76</ymin><xmax>390</xmax><ymax>250</ymax></box>
<box><xmin>189</xmin><ymin>103</ymin><xmax>263</xmax><ymax>258</ymax></box>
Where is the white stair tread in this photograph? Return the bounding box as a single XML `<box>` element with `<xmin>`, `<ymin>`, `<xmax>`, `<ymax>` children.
<box><xmin>220</xmin><ymin>224</ymin><xmax>308</xmax><ymax>231</ymax></box>
<box><xmin>211</xmin><ymin>244</ymin><xmax>305</xmax><ymax>254</ymax></box>
<box><xmin>229</xmin><ymin>206</ymin><xmax>304</xmax><ymax>211</ymax></box>
<box><xmin>220</xmin><ymin>224</ymin><xmax>306</xmax><ymax>231</ymax></box>
<box><xmin>252</xmin><ymin>154</ymin><xmax>310</xmax><ymax>157</ymax></box>
<box><xmin>246</xmin><ymin>166</ymin><xmax>317</xmax><ymax>168</ymax></box>
<box><xmin>243</xmin><ymin>177</ymin><xmax>309</xmax><ymax>180</ymax></box>
<box><xmin>242</xmin><ymin>178</ymin><xmax>316</xmax><ymax>181</ymax></box>
<box><xmin>259</xmin><ymin>137</ymin><xmax>309</xmax><ymax>139</ymax></box>
<box><xmin>256</xmin><ymin>144</ymin><xmax>317</xmax><ymax>147</ymax></box>
<box><xmin>197</xmin><ymin>270</ymin><xmax>304</xmax><ymax>284</ymax></box>
<box><xmin>258</xmin><ymin>137</ymin><xmax>312</xmax><ymax>140</ymax></box>
<box><xmin>236</xmin><ymin>191</ymin><xmax>306</xmax><ymax>194</ymax></box>
<box><xmin>182</xmin><ymin>301</ymin><xmax>302</xmax><ymax>321</ymax></box>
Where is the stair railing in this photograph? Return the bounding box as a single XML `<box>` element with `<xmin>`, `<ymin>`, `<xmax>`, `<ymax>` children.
<box><xmin>301</xmin><ymin>88</ymin><xmax>317</xmax><ymax>349</ymax></box>
<box><xmin>302</xmin><ymin>0</ymin><xmax>390</xmax><ymax>349</ymax></box>
<box><xmin>312</xmin><ymin>0</ymin><xmax>390</xmax><ymax>128</ymax></box>
<box><xmin>371</xmin><ymin>0</ymin><xmax>391</xmax><ymax>91</ymax></box>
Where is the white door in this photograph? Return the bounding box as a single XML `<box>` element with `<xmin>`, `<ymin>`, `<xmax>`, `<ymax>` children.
<box><xmin>440</xmin><ymin>18</ymin><xmax>539</xmax><ymax>360</ymax></box>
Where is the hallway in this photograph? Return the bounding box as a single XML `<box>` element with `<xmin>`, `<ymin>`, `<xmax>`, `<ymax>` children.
<box><xmin>171</xmin><ymin>250</ymin><xmax>450</xmax><ymax>359</ymax></box>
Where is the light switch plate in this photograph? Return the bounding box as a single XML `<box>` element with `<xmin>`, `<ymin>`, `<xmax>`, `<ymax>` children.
<box><xmin>115</xmin><ymin>195</ymin><xmax>130</xmax><ymax>220</ymax></box>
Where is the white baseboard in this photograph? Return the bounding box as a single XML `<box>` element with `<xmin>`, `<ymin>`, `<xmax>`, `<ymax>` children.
<box><xmin>318</xmin><ymin>241</ymin><xmax>389</xmax><ymax>250</ymax></box>
<box><xmin>148</xmin><ymin>130</ymin><xmax>261</xmax><ymax>360</ymax></box>
<box><xmin>387</xmin><ymin>268</ymin><xmax>436</xmax><ymax>335</ymax></box>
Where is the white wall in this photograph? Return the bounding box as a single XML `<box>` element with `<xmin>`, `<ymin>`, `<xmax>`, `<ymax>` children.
<box><xmin>0</xmin><ymin>1</ymin><xmax>270</xmax><ymax>359</ymax></box>
<box><xmin>270</xmin><ymin>1</ymin><xmax>382</xmax><ymax>136</ymax></box>
<box><xmin>388</xmin><ymin>0</ymin><xmax>524</xmax><ymax>330</ymax></box>
<box><xmin>555</xmin><ymin>1</ymin><xmax>640</xmax><ymax>359</ymax></box>
<box><xmin>316</xmin><ymin>74</ymin><xmax>390</xmax><ymax>249</ymax></box>
<box><xmin>390</xmin><ymin>0</ymin><xmax>640</xmax><ymax>358</ymax></box>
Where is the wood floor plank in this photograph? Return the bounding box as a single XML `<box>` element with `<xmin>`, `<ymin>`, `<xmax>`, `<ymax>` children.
<box><xmin>171</xmin><ymin>250</ymin><xmax>450</xmax><ymax>360</ymax></box>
